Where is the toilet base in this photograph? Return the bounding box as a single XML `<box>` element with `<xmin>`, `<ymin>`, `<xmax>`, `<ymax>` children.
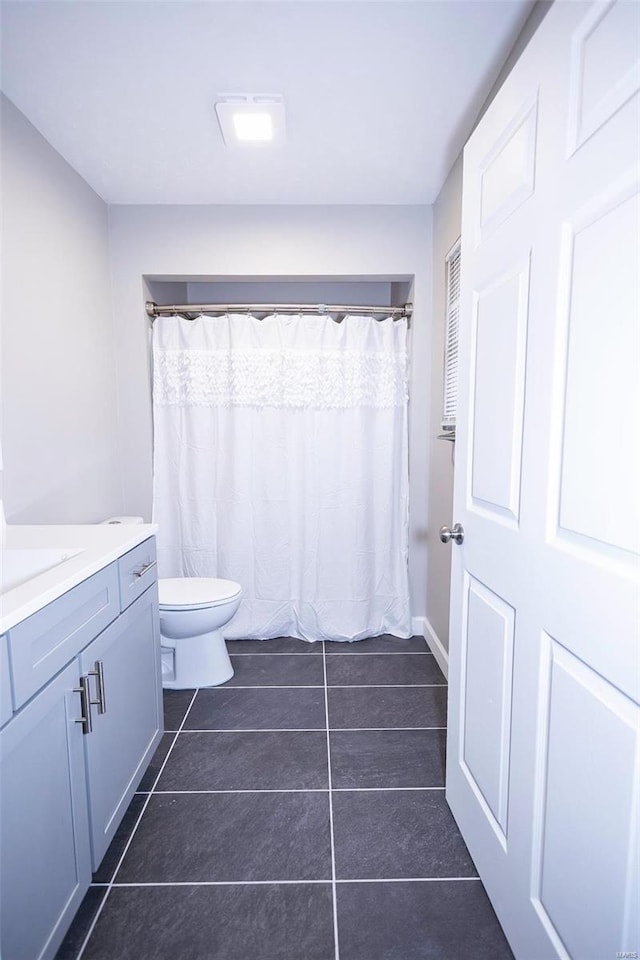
<box><xmin>160</xmin><ymin>627</ymin><xmax>234</xmax><ymax>689</ymax></box>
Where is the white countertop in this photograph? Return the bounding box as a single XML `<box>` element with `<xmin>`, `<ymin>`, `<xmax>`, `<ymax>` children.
<box><xmin>0</xmin><ymin>523</ymin><xmax>158</xmax><ymax>634</ymax></box>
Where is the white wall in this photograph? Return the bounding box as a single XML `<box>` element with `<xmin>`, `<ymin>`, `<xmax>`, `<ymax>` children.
<box><xmin>184</xmin><ymin>280</ymin><xmax>394</xmax><ymax>306</ymax></box>
<box><xmin>475</xmin><ymin>1</ymin><xmax>552</xmax><ymax>131</ymax></box>
<box><xmin>426</xmin><ymin>155</ymin><xmax>463</xmax><ymax>651</ymax></box>
<box><xmin>1</xmin><ymin>95</ymin><xmax>122</xmax><ymax>523</ymax></box>
<box><xmin>107</xmin><ymin>203</ymin><xmax>432</xmax><ymax>617</ymax></box>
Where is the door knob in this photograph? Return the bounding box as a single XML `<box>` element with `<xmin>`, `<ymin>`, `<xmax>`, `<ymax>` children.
<box><xmin>439</xmin><ymin>523</ymin><xmax>464</xmax><ymax>545</ymax></box>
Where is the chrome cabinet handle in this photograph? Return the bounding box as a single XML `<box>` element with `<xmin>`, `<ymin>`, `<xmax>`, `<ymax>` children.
<box><xmin>88</xmin><ymin>660</ymin><xmax>107</xmax><ymax>714</ymax></box>
<box><xmin>439</xmin><ymin>522</ymin><xmax>464</xmax><ymax>545</ymax></box>
<box><xmin>74</xmin><ymin>675</ymin><xmax>92</xmax><ymax>734</ymax></box>
<box><xmin>133</xmin><ymin>559</ymin><xmax>157</xmax><ymax>579</ymax></box>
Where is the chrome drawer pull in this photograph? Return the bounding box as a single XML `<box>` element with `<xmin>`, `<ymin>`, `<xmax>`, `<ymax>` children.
<box><xmin>133</xmin><ymin>559</ymin><xmax>157</xmax><ymax>579</ymax></box>
<box><xmin>74</xmin><ymin>675</ymin><xmax>92</xmax><ymax>734</ymax></box>
<box><xmin>88</xmin><ymin>660</ymin><xmax>107</xmax><ymax>714</ymax></box>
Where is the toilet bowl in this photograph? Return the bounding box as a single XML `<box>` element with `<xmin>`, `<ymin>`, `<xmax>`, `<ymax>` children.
<box><xmin>158</xmin><ymin>577</ymin><xmax>242</xmax><ymax>689</ymax></box>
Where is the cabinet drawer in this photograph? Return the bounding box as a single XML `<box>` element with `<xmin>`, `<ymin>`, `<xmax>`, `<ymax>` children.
<box><xmin>0</xmin><ymin>635</ymin><xmax>12</xmax><ymax>727</ymax></box>
<box><xmin>9</xmin><ymin>565</ymin><xmax>120</xmax><ymax>709</ymax></box>
<box><xmin>117</xmin><ymin>538</ymin><xmax>157</xmax><ymax>612</ymax></box>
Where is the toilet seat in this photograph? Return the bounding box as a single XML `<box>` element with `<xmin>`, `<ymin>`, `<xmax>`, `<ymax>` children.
<box><xmin>159</xmin><ymin>577</ymin><xmax>242</xmax><ymax>611</ymax></box>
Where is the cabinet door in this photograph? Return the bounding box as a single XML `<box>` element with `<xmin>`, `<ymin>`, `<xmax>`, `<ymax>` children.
<box><xmin>80</xmin><ymin>583</ymin><xmax>163</xmax><ymax>869</ymax></box>
<box><xmin>0</xmin><ymin>660</ymin><xmax>91</xmax><ymax>960</ymax></box>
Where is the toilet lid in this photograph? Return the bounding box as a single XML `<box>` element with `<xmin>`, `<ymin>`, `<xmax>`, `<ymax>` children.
<box><xmin>158</xmin><ymin>577</ymin><xmax>242</xmax><ymax>609</ymax></box>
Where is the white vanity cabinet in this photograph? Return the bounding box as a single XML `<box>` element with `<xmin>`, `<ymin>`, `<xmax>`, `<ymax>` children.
<box><xmin>0</xmin><ymin>536</ymin><xmax>162</xmax><ymax>960</ymax></box>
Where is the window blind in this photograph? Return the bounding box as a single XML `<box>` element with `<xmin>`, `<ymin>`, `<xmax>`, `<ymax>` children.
<box><xmin>442</xmin><ymin>241</ymin><xmax>461</xmax><ymax>431</ymax></box>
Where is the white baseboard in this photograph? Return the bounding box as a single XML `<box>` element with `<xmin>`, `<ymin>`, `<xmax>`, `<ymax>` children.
<box><xmin>412</xmin><ymin>616</ymin><xmax>449</xmax><ymax>680</ymax></box>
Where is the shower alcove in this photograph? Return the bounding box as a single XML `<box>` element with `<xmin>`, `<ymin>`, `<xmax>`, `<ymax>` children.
<box><xmin>144</xmin><ymin>275</ymin><xmax>414</xmax><ymax>644</ymax></box>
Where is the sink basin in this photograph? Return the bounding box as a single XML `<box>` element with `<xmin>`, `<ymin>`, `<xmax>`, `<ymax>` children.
<box><xmin>1</xmin><ymin>548</ymin><xmax>85</xmax><ymax>594</ymax></box>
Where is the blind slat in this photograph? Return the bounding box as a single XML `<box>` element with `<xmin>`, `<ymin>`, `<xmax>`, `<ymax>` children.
<box><xmin>442</xmin><ymin>242</ymin><xmax>461</xmax><ymax>428</ymax></box>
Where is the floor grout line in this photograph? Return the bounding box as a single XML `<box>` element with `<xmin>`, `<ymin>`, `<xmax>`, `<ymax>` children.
<box><xmin>142</xmin><ymin>787</ymin><xmax>445</xmax><ymax>795</ymax></box>
<box><xmin>214</xmin><ymin>684</ymin><xmax>327</xmax><ymax>689</ymax></box>
<box><xmin>227</xmin><ymin>651</ymin><xmax>434</xmax><ymax>657</ymax></box>
<box><xmin>327</xmin><ymin>786</ymin><xmax>447</xmax><ymax>792</ymax></box>
<box><xmin>210</xmin><ymin>684</ymin><xmax>447</xmax><ymax>689</ymax></box>
<box><xmin>337</xmin><ymin>877</ymin><xmax>480</xmax><ymax>884</ymax></box>
<box><xmin>111</xmin><ymin>881</ymin><xmax>336</xmax><ymax>888</ymax></box>
<box><xmin>330</xmin><ymin>684</ymin><xmax>447</xmax><ymax>688</ymax></box>
<box><xmin>75</xmin><ymin>688</ymin><xmax>200</xmax><ymax>960</ymax></box>
<box><xmin>151</xmin><ymin>788</ymin><xmax>330</xmax><ymax>794</ymax></box>
<box><xmin>325</xmin><ymin>650</ymin><xmax>433</xmax><ymax>655</ymax></box>
<box><xmin>169</xmin><ymin>728</ymin><xmax>329</xmax><ymax>734</ymax></box>
<box><xmin>101</xmin><ymin>877</ymin><xmax>480</xmax><ymax>887</ymax></box>
<box><xmin>332</xmin><ymin>726</ymin><xmax>447</xmax><ymax>732</ymax></box>
<box><xmin>167</xmin><ymin>727</ymin><xmax>328</xmax><ymax>733</ymax></box>
<box><xmin>164</xmin><ymin>726</ymin><xmax>447</xmax><ymax>733</ymax></box>
<box><xmin>322</xmin><ymin>640</ymin><xmax>341</xmax><ymax>960</ymax></box>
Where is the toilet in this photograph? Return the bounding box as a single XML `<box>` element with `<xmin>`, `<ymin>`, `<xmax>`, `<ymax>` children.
<box><xmin>101</xmin><ymin>517</ymin><xmax>241</xmax><ymax>689</ymax></box>
<box><xmin>158</xmin><ymin>577</ymin><xmax>242</xmax><ymax>689</ymax></box>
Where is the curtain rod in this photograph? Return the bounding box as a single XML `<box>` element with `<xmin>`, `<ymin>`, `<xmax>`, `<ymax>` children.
<box><xmin>145</xmin><ymin>300</ymin><xmax>412</xmax><ymax>321</ymax></box>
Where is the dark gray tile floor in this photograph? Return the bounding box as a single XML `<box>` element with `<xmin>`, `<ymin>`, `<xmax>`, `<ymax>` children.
<box><xmin>56</xmin><ymin>635</ymin><xmax>513</xmax><ymax>960</ymax></box>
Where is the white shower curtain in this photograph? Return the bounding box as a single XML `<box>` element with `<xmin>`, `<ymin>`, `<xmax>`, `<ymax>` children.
<box><xmin>152</xmin><ymin>313</ymin><xmax>411</xmax><ymax>642</ymax></box>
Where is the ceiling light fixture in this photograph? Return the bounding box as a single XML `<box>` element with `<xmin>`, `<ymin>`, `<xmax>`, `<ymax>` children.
<box><xmin>233</xmin><ymin>112</ymin><xmax>273</xmax><ymax>142</ymax></box>
<box><xmin>215</xmin><ymin>94</ymin><xmax>285</xmax><ymax>145</ymax></box>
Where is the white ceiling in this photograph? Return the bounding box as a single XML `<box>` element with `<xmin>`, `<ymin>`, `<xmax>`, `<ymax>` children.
<box><xmin>0</xmin><ymin>0</ymin><xmax>534</xmax><ymax>205</ymax></box>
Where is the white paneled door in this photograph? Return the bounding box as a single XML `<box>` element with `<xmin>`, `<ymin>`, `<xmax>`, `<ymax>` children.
<box><xmin>446</xmin><ymin>2</ymin><xmax>640</xmax><ymax>958</ymax></box>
